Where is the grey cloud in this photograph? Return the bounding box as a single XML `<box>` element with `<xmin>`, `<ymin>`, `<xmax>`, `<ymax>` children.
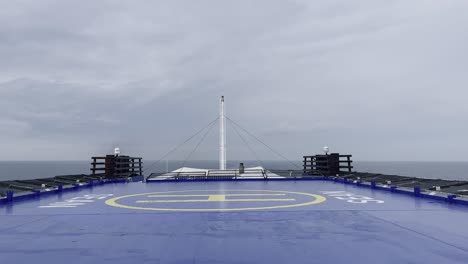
<box><xmin>0</xmin><ymin>0</ymin><xmax>468</xmax><ymax>162</ymax></box>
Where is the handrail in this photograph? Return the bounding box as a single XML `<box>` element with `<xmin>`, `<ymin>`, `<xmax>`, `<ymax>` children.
<box><xmin>146</xmin><ymin>168</ymin><xmax>324</xmax><ymax>181</ymax></box>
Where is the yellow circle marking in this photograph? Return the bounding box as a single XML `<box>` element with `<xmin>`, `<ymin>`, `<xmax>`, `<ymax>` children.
<box><xmin>105</xmin><ymin>189</ymin><xmax>326</xmax><ymax>212</ymax></box>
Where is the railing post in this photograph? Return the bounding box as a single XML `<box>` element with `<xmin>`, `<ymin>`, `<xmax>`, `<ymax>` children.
<box><xmin>6</xmin><ymin>191</ymin><xmax>13</xmax><ymax>202</ymax></box>
<box><xmin>347</xmin><ymin>156</ymin><xmax>352</xmax><ymax>172</ymax></box>
<box><xmin>92</xmin><ymin>157</ymin><xmax>96</xmax><ymax>176</ymax></box>
<box><xmin>140</xmin><ymin>158</ymin><xmax>143</xmax><ymax>176</ymax></box>
<box><xmin>303</xmin><ymin>156</ymin><xmax>307</xmax><ymax>174</ymax></box>
<box><xmin>448</xmin><ymin>195</ymin><xmax>457</xmax><ymax>203</ymax></box>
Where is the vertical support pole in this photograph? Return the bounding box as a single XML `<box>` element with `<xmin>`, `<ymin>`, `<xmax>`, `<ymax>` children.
<box><xmin>139</xmin><ymin>158</ymin><xmax>143</xmax><ymax>176</ymax></box>
<box><xmin>92</xmin><ymin>157</ymin><xmax>96</xmax><ymax>176</ymax></box>
<box><xmin>6</xmin><ymin>191</ymin><xmax>13</xmax><ymax>202</ymax></box>
<box><xmin>347</xmin><ymin>156</ymin><xmax>352</xmax><ymax>172</ymax></box>
<box><xmin>219</xmin><ymin>96</ymin><xmax>226</xmax><ymax>170</ymax></box>
<box><xmin>371</xmin><ymin>181</ymin><xmax>376</xmax><ymax>189</ymax></box>
<box><xmin>414</xmin><ymin>186</ymin><xmax>420</xmax><ymax>196</ymax></box>
<box><xmin>303</xmin><ymin>156</ymin><xmax>307</xmax><ymax>174</ymax></box>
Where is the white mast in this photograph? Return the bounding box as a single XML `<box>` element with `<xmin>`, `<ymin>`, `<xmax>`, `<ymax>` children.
<box><xmin>219</xmin><ymin>96</ymin><xmax>226</xmax><ymax>170</ymax></box>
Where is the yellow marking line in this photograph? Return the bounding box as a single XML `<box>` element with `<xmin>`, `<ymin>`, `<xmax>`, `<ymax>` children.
<box><xmin>141</xmin><ymin>193</ymin><xmax>293</xmax><ymax>203</ymax></box>
<box><xmin>146</xmin><ymin>194</ymin><xmax>286</xmax><ymax>198</ymax></box>
<box><xmin>105</xmin><ymin>189</ymin><xmax>326</xmax><ymax>212</ymax></box>
<box><xmin>136</xmin><ymin>198</ymin><xmax>296</xmax><ymax>203</ymax></box>
<box><xmin>208</xmin><ymin>195</ymin><xmax>226</xmax><ymax>201</ymax></box>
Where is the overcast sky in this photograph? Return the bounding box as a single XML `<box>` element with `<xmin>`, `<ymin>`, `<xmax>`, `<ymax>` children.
<box><xmin>1</xmin><ymin>0</ymin><xmax>468</xmax><ymax>161</ymax></box>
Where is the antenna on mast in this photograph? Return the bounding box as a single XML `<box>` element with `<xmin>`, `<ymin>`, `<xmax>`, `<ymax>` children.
<box><xmin>219</xmin><ymin>96</ymin><xmax>226</xmax><ymax>170</ymax></box>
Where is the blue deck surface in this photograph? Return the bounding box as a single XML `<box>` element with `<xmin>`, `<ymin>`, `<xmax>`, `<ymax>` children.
<box><xmin>1</xmin><ymin>180</ymin><xmax>468</xmax><ymax>263</ymax></box>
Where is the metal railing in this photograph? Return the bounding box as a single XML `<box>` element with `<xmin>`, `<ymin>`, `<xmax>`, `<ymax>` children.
<box><xmin>146</xmin><ymin>169</ymin><xmax>324</xmax><ymax>181</ymax></box>
<box><xmin>327</xmin><ymin>172</ymin><xmax>468</xmax><ymax>199</ymax></box>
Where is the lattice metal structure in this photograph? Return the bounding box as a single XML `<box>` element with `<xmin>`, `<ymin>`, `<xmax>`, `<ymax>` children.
<box><xmin>91</xmin><ymin>155</ymin><xmax>143</xmax><ymax>178</ymax></box>
<box><xmin>303</xmin><ymin>153</ymin><xmax>353</xmax><ymax>175</ymax></box>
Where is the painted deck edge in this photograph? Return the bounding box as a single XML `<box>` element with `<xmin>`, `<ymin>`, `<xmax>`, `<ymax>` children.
<box><xmin>2</xmin><ymin>176</ymin><xmax>467</xmax><ymax>206</ymax></box>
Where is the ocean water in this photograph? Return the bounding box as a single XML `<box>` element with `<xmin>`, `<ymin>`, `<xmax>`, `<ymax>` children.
<box><xmin>1</xmin><ymin>160</ymin><xmax>467</xmax><ymax>181</ymax></box>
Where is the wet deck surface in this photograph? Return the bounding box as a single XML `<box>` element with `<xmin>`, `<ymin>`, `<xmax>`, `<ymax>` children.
<box><xmin>1</xmin><ymin>180</ymin><xmax>468</xmax><ymax>263</ymax></box>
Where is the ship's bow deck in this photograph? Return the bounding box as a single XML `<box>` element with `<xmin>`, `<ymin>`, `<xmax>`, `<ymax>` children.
<box><xmin>1</xmin><ymin>180</ymin><xmax>468</xmax><ymax>263</ymax></box>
